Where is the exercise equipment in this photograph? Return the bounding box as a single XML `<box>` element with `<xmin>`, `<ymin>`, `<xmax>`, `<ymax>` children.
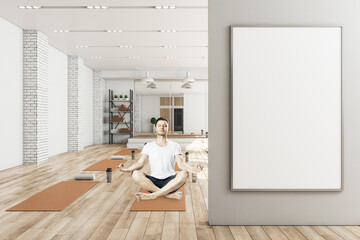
<box><xmin>113</xmin><ymin>149</ymin><xmax>141</xmax><ymax>156</ymax></box>
<box><xmin>75</xmin><ymin>174</ymin><xmax>95</xmax><ymax>180</ymax></box>
<box><xmin>7</xmin><ymin>181</ymin><xmax>99</xmax><ymax>211</ymax></box>
<box><xmin>130</xmin><ymin>186</ymin><xmax>186</xmax><ymax>211</ymax></box>
<box><xmin>84</xmin><ymin>160</ymin><xmax>126</xmax><ymax>171</ymax></box>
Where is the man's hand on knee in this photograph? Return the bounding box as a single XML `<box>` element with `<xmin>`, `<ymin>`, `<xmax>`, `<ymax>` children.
<box><xmin>117</xmin><ymin>163</ymin><xmax>132</xmax><ymax>172</ymax></box>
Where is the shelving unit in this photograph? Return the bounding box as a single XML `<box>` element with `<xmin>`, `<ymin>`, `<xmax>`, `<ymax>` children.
<box><xmin>109</xmin><ymin>89</ymin><xmax>134</xmax><ymax>144</ymax></box>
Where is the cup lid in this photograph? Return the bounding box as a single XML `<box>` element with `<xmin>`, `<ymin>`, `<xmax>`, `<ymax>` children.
<box><xmin>106</xmin><ymin>168</ymin><xmax>112</xmax><ymax>172</ymax></box>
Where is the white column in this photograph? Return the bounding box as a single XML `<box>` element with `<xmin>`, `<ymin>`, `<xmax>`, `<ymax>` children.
<box><xmin>68</xmin><ymin>56</ymin><xmax>84</xmax><ymax>152</ymax></box>
<box><xmin>93</xmin><ymin>70</ymin><xmax>105</xmax><ymax>144</ymax></box>
<box><xmin>23</xmin><ymin>30</ymin><xmax>49</xmax><ymax>164</ymax></box>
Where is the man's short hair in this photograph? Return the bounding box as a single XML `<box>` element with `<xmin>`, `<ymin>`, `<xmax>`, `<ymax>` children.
<box><xmin>155</xmin><ymin>117</ymin><xmax>168</xmax><ymax>126</ymax></box>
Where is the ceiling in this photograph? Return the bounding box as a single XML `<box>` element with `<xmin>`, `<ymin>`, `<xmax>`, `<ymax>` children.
<box><xmin>0</xmin><ymin>0</ymin><xmax>208</xmax><ymax>71</ymax></box>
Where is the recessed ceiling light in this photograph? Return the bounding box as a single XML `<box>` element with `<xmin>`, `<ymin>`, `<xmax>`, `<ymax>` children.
<box><xmin>87</xmin><ymin>6</ymin><xmax>108</xmax><ymax>9</ymax></box>
<box><xmin>163</xmin><ymin>46</ymin><xmax>177</xmax><ymax>48</ymax></box>
<box><xmin>155</xmin><ymin>6</ymin><xmax>176</xmax><ymax>9</ymax></box>
<box><xmin>165</xmin><ymin>57</ymin><xmax>178</xmax><ymax>59</ymax></box>
<box><xmin>91</xmin><ymin>56</ymin><xmax>102</xmax><ymax>59</ymax></box>
<box><xmin>76</xmin><ymin>45</ymin><xmax>89</xmax><ymax>48</ymax></box>
<box><xmin>19</xmin><ymin>6</ymin><xmax>41</xmax><ymax>9</ymax></box>
<box><xmin>160</xmin><ymin>30</ymin><xmax>177</xmax><ymax>33</ymax></box>
<box><xmin>106</xmin><ymin>30</ymin><xmax>123</xmax><ymax>33</ymax></box>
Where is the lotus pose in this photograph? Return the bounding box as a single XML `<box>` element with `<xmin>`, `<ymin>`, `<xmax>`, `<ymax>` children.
<box><xmin>118</xmin><ymin>117</ymin><xmax>203</xmax><ymax>201</ymax></box>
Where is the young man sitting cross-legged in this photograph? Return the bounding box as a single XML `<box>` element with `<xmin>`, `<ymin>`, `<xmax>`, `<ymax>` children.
<box><xmin>117</xmin><ymin>117</ymin><xmax>203</xmax><ymax>201</ymax></box>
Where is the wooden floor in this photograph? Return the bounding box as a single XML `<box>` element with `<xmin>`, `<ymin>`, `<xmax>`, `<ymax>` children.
<box><xmin>0</xmin><ymin>144</ymin><xmax>359</xmax><ymax>240</ymax></box>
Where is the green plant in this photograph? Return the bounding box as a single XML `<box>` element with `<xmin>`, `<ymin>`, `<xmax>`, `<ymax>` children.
<box><xmin>114</xmin><ymin>94</ymin><xmax>118</xmax><ymax>98</ymax></box>
<box><xmin>119</xmin><ymin>95</ymin><xmax>123</xmax><ymax>98</ymax></box>
<box><xmin>151</xmin><ymin>117</ymin><xmax>156</xmax><ymax>125</ymax></box>
<box><xmin>124</xmin><ymin>94</ymin><xmax>128</xmax><ymax>98</ymax></box>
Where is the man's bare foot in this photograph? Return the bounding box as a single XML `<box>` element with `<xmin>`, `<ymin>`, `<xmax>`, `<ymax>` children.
<box><xmin>136</xmin><ymin>192</ymin><xmax>156</xmax><ymax>201</ymax></box>
<box><xmin>165</xmin><ymin>192</ymin><xmax>183</xmax><ymax>200</ymax></box>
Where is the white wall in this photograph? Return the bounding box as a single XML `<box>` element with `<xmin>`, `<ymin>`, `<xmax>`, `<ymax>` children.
<box><xmin>184</xmin><ymin>93</ymin><xmax>208</xmax><ymax>134</ymax></box>
<box><xmin>48</xmin><ymin>45</ymin><xmax>68</xmax><ymax>157</ymax></box>
<box><xmin>140</xmin><ymin>95</ymin><xmax>160</xmax><ymax>132</ymax></box>
<box><xmin>0</xmin><ymin>17</ymin><xmax>23</xmax><ymax>171</ymax></box>
<box><xmin>83</xmin><ymin>66</ymin><xmax>93</xmax><ymax>147</ymax></box>
<box><xmin>210</xmin><ymin>0</ymin><xmax>360</xmax><ymax>225</ymax></box>
<box><xmin>104</xmin><ymin>80</ymin><xmax>134</xmax><ymax>143</ymax></box>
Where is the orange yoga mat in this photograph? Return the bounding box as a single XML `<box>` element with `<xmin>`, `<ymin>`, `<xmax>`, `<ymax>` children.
<box><xmin>7</xmin><ymin>181</ymin><xmax>99</xmax><ymax>211</ymax></box>
<box><xmin>130</xmin><ymin>186</ymin><xmax>185</xmax><ymax>211</ymax></box>
<box><xmin>113</xmin><ymin>149</ymin><xmax>141</xmax><ymax>155</ymax></box>
<box><xmin>84</xmin><ymin>159</ymin><xmax>126</xmax><ymax>171</ymax></box>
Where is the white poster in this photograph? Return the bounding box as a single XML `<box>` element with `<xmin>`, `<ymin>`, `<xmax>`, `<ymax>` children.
<box><xmin>231</xmin><ymin>27</ymin><xmax>342</xmax><ymax>191</ymax></box>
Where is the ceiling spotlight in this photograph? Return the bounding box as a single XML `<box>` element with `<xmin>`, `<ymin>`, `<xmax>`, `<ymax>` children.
<box><xmin>76</xmin><ymin>45</ymin><xmax>89</xmax><ymax>48</ymax></box>
<box><xmin>182</xmin><ymin>72</ymin><xmax>195</xmax><ymax>84</ymax></box>
<box><xmin>141</xmin><ymin>72</ymin><xmax>155</xmax><ymax>84</ymax></box>
<box><xmin>181</xmin><ymin>82</ymin><xmax>192</xmax><ymax>89</ymax></box>
<box><xmin>163</xmin><ymin>45</ymin><xmax>177</xmax><ymax>48</ymax></box>
<box><xmin>128</xmin><ymin>57</ymin><xmax>140</xmax><ymax>59</ymax></box>
<box><xmin>20</xmin><ymin>6</ymin><xmax>41</xmax><ymax>9</ymax></box>
<box><xmin>107</xmin><ymin>30</ymin><xmax>123</xmax><ymax>33</ymax></box>
<box><xmin>147</xmin><ymin>82</ymin><xmax>157</xmax><ymax>89</ymax></box>
<box><xmin>165</xmin><ymin>57</ymin><xmax>178</xmax><ymax>59</ymax></box>
<box><xmin>87</xmin><ymin>6</ymin><xmax>108</xmax><ymax>9</ymax></box>
<box><xmin>91</xmin><ymin>56</ymin><xmax>102</xmax><ymax>59</ymax></box>
<box><xmin>155</xmin><ymin>6</ymin><xmax>176</xmax><ymax>9</ymax></box>
<box><xmin>160</xmin><ymin>30</ymin><xmax>177</xmax><ymax>33</ymax></box>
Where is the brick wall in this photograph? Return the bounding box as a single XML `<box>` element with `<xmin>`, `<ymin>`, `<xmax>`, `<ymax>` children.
<box><xmin>68</xmin><ymin>56</ymin><xmax>84</xmax><ymax>152</ymax></box>
<box><xmin>23</xmin><ymin>30</ymin><xmax>49</xmax><ymax>164</ymax></box>
<box><xmin>93</xmin><ymin>70</ymin><xmax>104</xmax><ymax>144</ymax></box>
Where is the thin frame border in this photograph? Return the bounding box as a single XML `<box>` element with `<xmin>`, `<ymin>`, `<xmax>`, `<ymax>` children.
<box><xmin>230</xmin><ymin>25</ymin><xmax>343</xmax><ymax>192</ymax></box>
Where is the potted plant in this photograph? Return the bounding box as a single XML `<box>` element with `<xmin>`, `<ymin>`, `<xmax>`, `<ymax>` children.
<box><xmin>151</xmin><ymin>117</ymin><xmax>156</xmax><ymax>133</ymax></box>
<box><xmin>119</xmin><ymin>94</ymin><xmax>123</xmax><ymax>100</ymax></box>
<box><xmin>125</xmin><ymin>94</ymin><xmax>129</xmax><ymax>100</ymax></box>
<box><xmin>114</xmin><ymin>94</ymin><xmax>118</xmax><ymax>100</ymax></box>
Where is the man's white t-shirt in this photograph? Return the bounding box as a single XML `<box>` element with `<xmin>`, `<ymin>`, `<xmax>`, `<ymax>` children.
<box><xmin>141</xmin><ymin>140</ymin><xmax>182</xmax><ymax>179</ymax></box>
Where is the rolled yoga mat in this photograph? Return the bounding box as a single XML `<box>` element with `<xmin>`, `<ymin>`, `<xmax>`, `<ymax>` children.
<box><xmin>7</xmin><ymin>181</ymin><xmax>99</xmax><ymax>211</ymax></box>
<box><xmin>75</xmin><ymin>174</ymin><xmax>95</xmax><ymax>180</ymax></box>
<box><xmin>84</xmin><ymin>159</ymin><xmax>126</xmax><ymax>171</ymax></box>
<box><xmin>130</xmin><ymin>186</ymin><xmax>186</xmax><ymax>211</ymax></box>
<box><xmin>111</xmin><ymin>155</ymin><xmax>125</xmax><ymax>160</ymax></box>
<box><xmin>113</xmin><ymin>149</ymin><xmax>141</xmax><ymax>156</ymax></box>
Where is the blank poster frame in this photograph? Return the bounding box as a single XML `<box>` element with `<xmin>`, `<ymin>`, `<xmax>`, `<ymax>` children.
<box><xmin>230</xmin><ymin>26</ymin><xmax>343</xmax><ymax>192</ymax></box>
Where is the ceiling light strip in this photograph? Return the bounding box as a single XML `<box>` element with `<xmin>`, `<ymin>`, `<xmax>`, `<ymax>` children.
<box><xmin>90</xmin><ymin>57</ymin><xmax>207</xmax><ymax>59</ymax></box>
<box><xmin>19</xmin><ymin>6</ymin><xmax>208</xmax><ymax>10</ymax></box>
<box><xmin>53</xmin><ymin>30</ymin><xmax>208</xmax><ymax>33</ymax></box>
<box><xmin>76</xmin><ymin>46</ymin><xmax>208</xmax><ymax>48</ymax></box>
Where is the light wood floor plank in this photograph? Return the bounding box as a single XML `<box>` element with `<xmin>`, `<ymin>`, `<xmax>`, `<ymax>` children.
<box><xmin>328</xmin><ymin>226</ymin><xmax>360</xmax><ymax>240</ymax></box>
<box><xmin>143</xmin><ymin>212</ymin><xmax>165</xmax><ymax>240</ymax></box>
<box><xmin>295</xmin><ymin>226</ymin><xmax>326</xmax><ymax>240</ymax></box>
<box><xmin>229</xmin><ymin>226</ymin><xmax>252</xmax><ymax>240</ymax></box>
<box><xmin>246</xmin><ymin>226</ymin><xmax>271</xmax><ymax>240</ymax></box>
<box><xmin>213</xmin><ymin>226</ymin><xmax>235</xmax><ymax>240</ymax></box>
<box><xmin>311</xmin><ymin>226</ymin><xmax>344</xmax><ymax>240</ymax></box>
<box><xmin>0</xmin><ymin>144</ymin><xmax>348</xmax><ymax>240</ymax></box>
<box><xmin>262</xmin><ymin>226</ymin><xmax>289</xmax><ymax>240</ymax></box>
<box><xmin>278</xmin><ymin>226</ymin><xmax>307</xmax><ymax>240</ymax></box>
